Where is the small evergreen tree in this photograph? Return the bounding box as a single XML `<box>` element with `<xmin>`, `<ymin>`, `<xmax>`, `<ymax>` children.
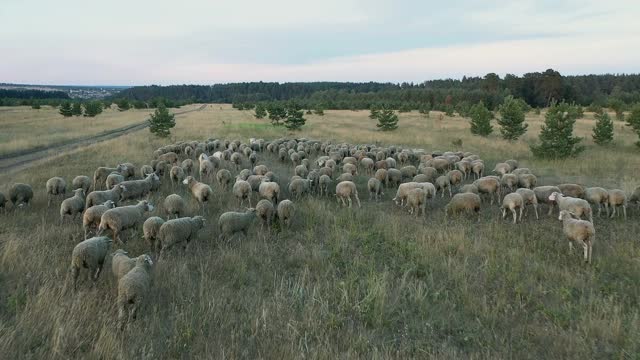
<box><xmin>59</xmin><ymin>102</ymin><xmax>73</xmax><ymax>117</ymax></box>
<box><xmin>497</xmin><ymin>95</ymin><xmax>528</xmax><ymax>140</ymax></box>
<box><xmin>267</xmin><ymin>102</ymin><xmax>287</xmax><ymax>126</ymax></box>
<box><xmin>148</xmin><ymin>104</ymin><xmax>175</xmax><ymax>138</ymax></box>
<box><xmin>468</xmin><ymin>101</ymin><xmax>493</xmax><ymax>136</ymax></box>
<box><xmin>375</xmin><ymin>107</ymin><xmax>399</xmax><ymax>131</ymax></box>
<box><xmin>71</xmin><ymin>102</ymin><xmax>83</xmax><ymax>116</ymax></box>
<box><xmin>31</xmin><ymin>102</ymin><xmax>41</xmax><ymax>110</ymax></box>
<box><xmin>132</xmin><ymin>100</ymin><xmax>147</xmax><ymax>109</ymax></box>
<box><xmin>116</xmin><ymin>98</ymin><xmax>131</xmax><ymax>111</ymax></box>
<box><xmin>254</xmin><ymin>103</ymin><xmax>267</xmax><ymax>119</ymax></box>
<box><xmin>592</xmin><ymin>110</ymin><xmax>613</xmax><ymax>145</ymax></box>
<box><xmin>102</xmin><ymin>100</ymin><xmax>112</xmax><ymax>109</ymax></box>
<box><xmin>418</xmin><ymin>103</ymin><xmax>431</xmax><ymax>117</ymax></box>
<box><xmin>398</xmin><ymin>103</ymin><xmax>412</xmax><ymax>113</ymax></box>
<box><xmin>314</xmin><ymin>105</ymin><xmax>325</xmax><ymax>116</ymax></box>
<box><xmin>531</xmin><ymin>101</ymin><xmax>584</xmax><ymax>158</ymax></box>
<box><xmin>626</xmin><ymin>104</ymin><xmax>640</xmax><ymax>147</ymax></box>
<box><xmin>443</xmin><ymin>105</ymin><xmax>455</xmax><ymax>117</ymax></box>
<box><xmin>369</xmin><ymin>107</ymin><xmax>381</xmax><ymax>120</ymax></box>
<box><xmin>83</xmin><ymin>101</ymin><xmax>103</xmax><ymax>117</ymax></box>
<box><xmin>284</xmin><ymin>102</ymin><xmax>306</xmax><ymax>131</ymax></box>
<box><xmin>608</xmin><ymin>98</ymin><xmax>625</xmax><ymax>120</ymax></box>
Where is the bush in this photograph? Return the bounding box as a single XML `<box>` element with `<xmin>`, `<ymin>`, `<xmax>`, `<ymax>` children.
<box><xmin>59</xmin><ymin>102</ymin><xmax>73</xmax><ymax>117</ymax></box>
<box><xmin>254</xmin><ymin>104</ymin><xmax>267</xmax><ymax>119</ymax></box>
<box><xmin>83</xmin><ymin>101</ymin><xmax>103</xmax><ymax>117</ymax></box>
<box><xmin>531</xmin><ymin>101</ymin><xmax>584</xmax><ymax>158</ymax></box>
<box><xmin>71</xmin><ymin>102</ymin><xmax>82</xmax><ymax>116</ymax></box>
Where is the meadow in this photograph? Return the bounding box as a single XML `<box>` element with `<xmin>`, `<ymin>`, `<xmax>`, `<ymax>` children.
<box><xmin>0</xmin><ymin>104</ymin><xmax>639</xmax><ymax>359</ymax></box>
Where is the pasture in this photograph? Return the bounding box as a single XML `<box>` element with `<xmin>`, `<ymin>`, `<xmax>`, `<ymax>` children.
<box><xmin>0</xmin><ymin>104</ymin><xmax>639</xmax><ymax>359</ymax></box>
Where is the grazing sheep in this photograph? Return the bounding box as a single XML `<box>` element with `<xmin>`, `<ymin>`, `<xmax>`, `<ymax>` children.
<box><xmin>319</xmin><ymin>175</ymin><xmax>332</xmax><ymax>197</ymax></box>
<box><xmin>435</xmin><ymin>175</ymin><xmax>452</xmax><ymax>198</ymax></box>
<box><xmin>336</xmin><ymin>173</ymin><xmax>354</xmax><ymax>183</ymax></box>
<box><xmin>558</xmin><ymin>210</ymin><xmax>595</xmax><ymax>264</ymax></box>
<box><xmin>447</xmin><ymin>170</ymin><xmax>463</xmax><ymax>189</ymax></box>
<box><xmin>216</xmin><ymin>169</ymin><xmax>233</xmax><ymax>190</ymax></box>
<box><xmin>512</xmin><ymin>168</ymin><xmax>531</xmax><ymax>176</ymax></box>
<box><xmin>387</xmin><ymin>168</ymin><xmax>402</xmax><ymax>188</ymax></box>
<box><xmin>105</xmin><ymin>172</ymin><xmax>125</xmax><ymax>190</ymax></box>
<box><xmin>473</xmin><ymin>177</ymin><xmax>501</xmax><ymax>205</ymax></box>
<box><xmin>218</xmin><ymin>209</ymin><xmax>257</xmax><ymax>242</ymax></box>
<box><xmin>419</xmin><ymin>166</ymin><xmax>438</xmax><ymax>182</ymax></box>
<box><xmin>368</xmin><ymin>178</ymin><xmax>384</xmax><ymax>201</ymax></box>
<box><xmin>319</xmin><ymin>166</ymin><xmax>334</xmax><ymax>179</ymax></box>
<box><xmin>361</xmin><ymin>158</ymin><xmax>375</xmax><ymax>174</ymax></box>
<box><xmin>259</xmin><ymin>181</ymin><xmax>280</xmax><ymax>204</ymax></box>
<box><xmin>471</xmin><ymin>161</ymin><xmax>484</xmax><ymax>179</ymax></box>
<box><xmin>558</xmin><ymin>183</ymin><xmax>585</xmax><ymax>198</ymax></box>
<box><xmin>111</xmin><ymin>249</ymin><xmax>137</xmax><ymax>282</ymax></box>
<box><xmin>288</xmin><ymin>178</ymin><xmax>312</xmax><ymax>199</ymax></box>
<box><xmin>198</xmin><ymin>154</ymin><xmax>216</xmax><ymax>182</ymax></box>
<box><xmin>158</xmin><ymin>151</ymin><xmax>179</xmax><ymax>165</ymax></box>
<box><xmin>69</xmin><ymin>236</ymin><xmax>113</xmax><ymax>292</ymax></box>
<box><xmin>233</xmin><ymin>179</ymin><xmax>252</xmax><ymax>207</ymax></box>
<box><xmin>517</xmin><ymin>173</ymin><xmax>537</xmax><ymax>189</ymax></box>
<box><xmin>505</xmin><ymin>159</ymin><xmax>518</xmax><ymax>171</ymax></box>
<box><xmin>119</xmin><ymin>173</ymin><xmax>161</xmax><ymax>201</ymax></box>
<box><xmin>72</xmin><ymin>175</ymin><xmax>91</xmax><ymax>195</ymax></box>
<box><xmin>46</xmin><ymin>177</ymin><xmax>67</xmax><ymax>207</ymax></box>
<box><xmin>406</xmin><ymin>188</ymin><xmax>427</xmax><ymax>217</ymax></box>
<box><xmin>230</xmin><ymin>152</ymin><xmax>242</xmax><ymax>170</ymax></box>
<box><xmin>492</xmin><ymin>163</ymin><xmax>510</xmax><ymax>176</ymax></box>
<box><xmin>237</xmin><ymin>169</ymin><xmax>252</xmax><ymax>181</ymax></box>
<box><xmin>181</xmin><ymin>159</ymin><xmax>194</xmax><ymax>176</ymax></box>
<box><xmin>343</xmin><ymin>163</ymin><xmax>357</xmax><ymax>176</ymax></box>
<box><xmin>140</xmin><ymin>165</ymin><xmax>154</xmax><ymax>178</ymax></box>
<box><xmin>630</xmin><ymin>186</ymin><xmax>640</xmax><ymax>210</ymax></box>
<box><xmin>164</xmin><ymin>194</ymin><xmax>186</xmax><ymax>219</ymax></box>
<box><xmin>455</xmin><ymin>161</ymin><xmax>471</xmax><ymax>179</ymax></box>
<box><xmin>445</xmin><ymin>193</ymin><xmax>481</xmax><ymax>219</ymax></box>
<box><xmin>98</xmin><ymin>200</ymin><xmax>154</xmax><ymax>244</ymax></box>
<box><xmin>142</xmin><ymin>216</ymin><xmax>165</xmax><ymax>250</ymax></box>
<box><xmin>549</xmin><ymin>192</ymin><xmax>593</xmax><ymax>223</ymax></box>
<box><xmin>83</xmin><ymin>200</ymin><xmax>116</xmax><ymax>238</ymax></box>
<box><xmin>393</xmin><ymin>182</ymin><xmax>423</xmax><ymax>206</ymax></box>
<box><xmin>585</xmin><ymin>187</ymin><xmax>609</xmax><ymax>217</ymax></box>
<box><xmin>608</xmin><ymin>189</ymin><xmax>627</xmax><ymax>219</ymax></box>
<box><xmin>157</xmin><ymin>216</ymin><xmax>206</xmax><ymax>258</ymax></box>
<box><xmin>295</xmin><ymin>165</ymin><xmax>309</xmax><ymax>178</ymax></box>
<box><xmin>277</xmin><ymin>200</ymin><xmax>295</xmax><ymax>228</ymax></box>
<box><xmin>86</xmin><ymin>184</ymin><xmax>126</xmax><ymax>208</ymax></box>
<box><xmin>93</xmin><ymin>164</ymin><xmax>126</xmax><ymax>190</ymax></box>
<box><xmin>534</xmin><ymin>186</ymin><xmax>561</xmax><ymax>216</ymax></box>
<box><xmin>119</xmin><ymin>163</ymin><xmax>136</xmax><ymax>180</ymax></box>
<box><xmin>515</xmin><ymin>188</ymin><xmax>539</xmax><ymax>220</ymax></box>
<box><xmin>460</xmin><ymin>184</ymin><xmax>479</xmax><ymax>194</ymax></box>
<box><xmin>501</xmin><ymin>173</ymin><xmax>518</xmax><ymax>193</ymax></box>
<box><xmin>255</xmin><ymin>199</ymin><xmax>275</xmax><ymax>232</ymax></box>
<box><xmin>501</xmin><ymin>193</ymin><xmax>524</xmax><ymax>224</ymax></box>
<box><xmin>183</xmin><ymin>176</ymin><xmax>213</xmax><ymax>213</ymax></box>
<box><xmin>117</xmin><ymin>255</ymin><xmax>154</xmax><ymax>330</ymax></box>
<box><xmin>335</xmin><ymin>181</ymin><xmax>361</xmax><ymax>208</ymax></box>
<box><xmin>413</xmin><ymin>174</ymin><xmax>430</xmax><ymax>183</ymax></box>
<box><xmin>153</xmin><ymin>160</ymin><xmax>168</xmax><ymax>178</ymax></box>
<box><xmin>60</xmin><ymin>188</ymin><xmax>86</xmax><ymax>224</ymax></box>
<box><xmin>170</xmin><ymin>166</ymin><xmax>185</xmax><ymax>188</ymax></box>
<box><xmin>9</xmin><ymin>183</ymin><xmax>34</xmax><ymax>208</ymax></box>
<box><xmin>246</xmin><ymin>175</ymin><xmax>264</xmax><ymax>192</ymax></box>
<box><xmin>374</xmin><ymin>168</ymin><xmax>389</xmax><ymax>188</ymax></box>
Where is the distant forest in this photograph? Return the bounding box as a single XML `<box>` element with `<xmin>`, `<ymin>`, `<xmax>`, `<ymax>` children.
<box><xmin>0</xmin><ymin>89</ymin><xmax>70</xmax><ymax>106</ymax></box>
<box><xmin>114</xmin><ymin>69</ymin><xmax>640</xmax><ymax>110</ymax></box>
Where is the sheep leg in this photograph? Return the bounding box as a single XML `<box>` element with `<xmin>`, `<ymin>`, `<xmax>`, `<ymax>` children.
<box><xmin>355</xmin><ymin>195</ymin><xmax>361</xmax><ymax>208</ymax></box>
<box><xmin>605</xmin><ymin>203</ymin><xmax>609</xmax><ymax>217</ymax></box>
<box><xmin>93</xmin><ymin>264</ymin><xmax>103</xmax><ymax>282</ymax></box>
<box><xmin>501</xmin><ymin>208</ymin><xmax>506</xmax><ymax>220</ymax></box>
<box><xmin>70</xmin><ymin>267</ymin><xmax>79</xmax><ymax>292</ymax></box>
<box><xmin>581</xmin><ymin>241</ymin><xmax>588</xmax><ymax>263</ymax></box>
<box><xmin>610</xmin><ymin>206</ymin><xmax>616</xmax><ymax>218</ymax></box>
<box><xmin>118</xmin><ymin>304</ymin><xmax>127</xmax><ymax>330</ymax></box>
<box><xmin>518</xmin><ymin>207</ymin><xmax>523</xmax><ymax>222</ymax></box>
<box><xmin>511</xmin><ymin>208</ymin><xmax>517</xmax><ymax>224</ymax></box>
<box><xmin>533</xmin><ymin>204</ymin><xmax>539</xmax><ymax>220</ymax></box>
<box><xmin>588</xmin><ymin>239</ymin><xmax>593</xmax><ymax>263</ymax></box>
<box><xmin>568</xmin><ymin>241</ymin><xmax>574</xmax><ymax>255</ymax></box>
<box><xmin>623</xmin><ymin>205</ymin><xmax>627</xmax><ymax>220</ymax></box>
<box><xmin>347</xmin><ymin>197</ymin><xmax>352</xmax><ymax>208</ymax></box>
<box><xmin>448</xmin><ymin>186</ymin><xmax>452</xmax><ymax>198</ymax></box>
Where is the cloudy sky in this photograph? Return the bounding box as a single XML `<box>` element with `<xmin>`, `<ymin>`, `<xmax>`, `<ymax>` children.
<box><xmin>1</xmin><ymin>0</ymin><xmax>638</xmax><ymax>85</ymax></box>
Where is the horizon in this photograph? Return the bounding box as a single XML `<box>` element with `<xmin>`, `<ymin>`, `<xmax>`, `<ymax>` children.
<box><xmin>2</xmin><ymin>0</ymin><xmax>639</xmax><ymax>85</ymax></box>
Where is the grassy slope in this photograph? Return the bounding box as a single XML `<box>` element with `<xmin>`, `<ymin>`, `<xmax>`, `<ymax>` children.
<box><xmin>0</xmin><ymin>105</ymin><xmax>639</xmax><ymax>358</ymax></box>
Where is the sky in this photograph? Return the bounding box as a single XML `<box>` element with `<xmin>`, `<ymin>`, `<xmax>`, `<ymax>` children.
<box><xmin>1</xmin><ymin>0</ymin><xmax>639</xmax><ymax>85</ymax></box>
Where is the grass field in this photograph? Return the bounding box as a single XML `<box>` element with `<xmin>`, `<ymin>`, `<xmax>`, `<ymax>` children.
<box><xmin>0</xmin><ymin>104</ymin><xmax>639</xmax><ymax>358</ymax></box>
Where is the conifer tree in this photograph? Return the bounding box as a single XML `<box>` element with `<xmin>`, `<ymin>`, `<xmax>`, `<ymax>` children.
<box><xmin>468</xmin><ymin>101</ymin><xmax>493</xmax><ymax>136</ymax></box>
<box><xmin>71</xmin><ymin>102</ymin><xmax>83</xmax><ymax>116</ymax></box>
<box><xmin>497</xmin><ymin>95</ymin><xmax>528</xmax><ymax>140</ymax></box>
<box><xmin>254</xmin><ymin>103</ymin><xmax>267</xmax><ymax>119</ymax></box>
<box><xmin>531</xmin><ymin>101</ymin><xmax>584</xmax><ymax>158</ymax></box>
<box><xmin>148</xmin><ymin>104</ymin><xmax>175</xmax><ymax>138</ymax></box>
<box><xmin>374</xmin><ymin>107</ymin><xmax>399</xmax><ymax>131</ymax></box>
<box><xmin>59</xmin><ymin>102</ymin><xmax>73</xmax><ymax>117</ymax></box>
<box><xmin>284</xmin><ymin>102</ymin><xmax>306</xmax><ymax>130</ymax></box>
<box><xmin>592</xmin><ymin>110</ymin><xmax>613</xmax><ymax>145</ymax></box>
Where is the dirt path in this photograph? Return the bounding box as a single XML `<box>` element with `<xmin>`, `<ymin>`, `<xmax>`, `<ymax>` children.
<box><xmin>0</xmin><ymin>104</ymin><xmax>207</xmax><ymax>174</ymax></box>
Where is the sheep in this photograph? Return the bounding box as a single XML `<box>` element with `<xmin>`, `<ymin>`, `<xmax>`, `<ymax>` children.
<box><xmin>343</xmin><ymin>163</ymin><xmax>358</xmax><ymax>176</ymax></box>
<box><xmin>515</xmin><ymin>188</ymin><xmax>538</xmax><ymax>220</ymax></box>
<box><xmin>46</xmin><ymin>177</ymin><xmax>67</xmax><ymax>207</ymax></box>
<box><xmin>255</xmin><ymin>199</ymin><xmax>275</xmax><ymax>232</ymax></box>
<box><xmin>277</xmin><ymin>200</ymin><xmax>295</xmax><ymax>228</ymax></box>
<box><xmin>447</xmin><ymin>170</ymin><xmax>463</xmax><ymax>189</ymax></box>
<box><xmin>501</xmin><ymin>193</ymin><xmax>524</xmax><ymax>224</ymax></box>
<box><xmin>233</xmin><ymin>179</ymin><xmax>252</xmax><ymax>207</ymax></box>
<box><xmin>111</xmin><ymin>249</ymin><xmax>145</xmax><ymax>282</ymax></box>
<box><xmin>68</xmin><ymin>236</ymin><xmax>113</xmax><ymax>292</ymax></box>
<box><xmin>158</xmin><ymin>151</ymin><xmax>179</xmax><ymax>165</ymax></box>
<box><xmin>119</xmin><ymin>163</ymin><xmax>136</xmax><ymax>180</ymax></box>
<box><xmin>335</xmin><ymin>181</ymin><xmax>361</xmax><ymax>208</ymax></box>
<box><xmin>153</xmin><ymin>160</ymin><xmax>168</xmax><ymax>178</ymax></box>
<box><xmin>319</xmin><ymin>174</ymin><xmax>332</xmax><ymax>197</ymax></box>
<box><xmin>374</xmin><ymin>169</ymin><xmax>389</xmax><ymax>188</ymax></box>
<box><xmin>259</xmin><ymin>181</ymin><xmax>280</xmax><ymax>204</ymax></box>
<box><xmin>500</xmin><ymin>173</ymin><xmax>518</xmax><ymax>193</ymax></box>
<box><xmin>0</xmin><ymin>192</ymin><xmax>7</xmax><ymax>213</ymax></box>
<box><xmin>419</xmin><ymin>166</ymin><xmax>438</xmax><ymax>182</ymax></box>
<box><xmin>585</xmin><ymin>187</ymin><xmax>609</xmax><ymax>217</ymax></box>
<box><xmin>455</xmin><ymin>161</ymin><xmax>471</xmax><ymax>179</ymax></box>
<box><xmin>72</xmin><ymin>175</ymin><xmax>91</xmax><ymax>195</ymax></box>
<box><xmin>319</xmin><ymin>166</ymin><xmax>334</xmax><ymax>179</ymax></box>
<box><xmin>98</xmin><ymin>200</ymin><xmax>154</xmax><ymax>244</ymax></box>
<box><xmin>246</xmin><ymin>175</ymin><xmax>264</xmax><ymax>192</ymax></box>
<box><xmin>164</xmin><ymin>194</ymin><xmax>186</xmax><ymax>219</ymax></box>
<box><xmin>170</xmin><ymin>166</ymin><xmax>185</xmax><ymax>188</ymax></box>
<box><xmin>608</xmin><ymin>189</ymin><xmax>627</xmax><ymax>219</ymax></box>
<box><xmin>86</xmin><ymin>184</ymin><xmax>126</xmax><ymax>208</ymax></box>
<box><xmin>549</xmin><ymin>192</ymin><xmax>593</xmax><ymax>223</ymax></box>
<box><xmin>181</xmin><ymin>159</ymin><xmax>194</xmax><ymax>176</ymax></box>
<box><xmin>142</xmin><ymin>216</ymin><xmax>165</xmax><ymax>250</ymax></box>
<box><xmin>406</xmin><ymin>188</ymin><xmax>427</xmax><ymax>217</ymax></box>
<box><xmin>393</xmin><ymin>182</ymin><xmax>423</xmax><ymax>206</ymax></box>
<box><xmin>337</xmin><ymin>173</ymin><xmax>354</xmax><ymax>183</ymax></box>
<box><xmin>117</xmin><ymin>254</ymin><xmax>154</xmax><ymax>330</ymax></box>
<box><xmin>534</xmin><ymin>186</ymin><xmax>561</xmax><ymax>216</ymax></box>
<box><xmin>492</xmin><ymin>163</ymin><xmax>510</xmax><ymax>176</ymax></box>
<box><xmin>630</xmin><ymin>186</ymin><xmax>640</xmax><ymax>210</ymax></box>
<box><xmin>361</xmin><ymin>158</ymin><xmax>375</xmax><ymax>174</ymax></box>
<box><xmin>460</xmin><ymin>184</ymin><xmax>478</xmax><ymax>194</ymax></box>
<box><xmin>59</xmin><ymin>188</ymin><xmax>86</xmax><ymax>224</ymax></box>
<box><xmin>517</xmin><ymin>173</ymin><xmax>537</xmax><ymax>189</ymax></box>
<box><xmin>82</xmin><ymin>199</ymin><xmax>116</xmax><ymax>238</ymax></box>
<box><xmin>558</xmin><ymin>183</ymin><xmax>585</xmax><ymax>198</ymax></box>
<box><xmin>157</xmin><ymin>216</ymin><xmax>206</xmax><ymax>258</ymax></box>
<box><xmin>368</xmin><ymin>178</ymin><xmax>384</xmax><ymax>201</ymax></box>
<box><xmin>218</xmin><ymin>209</ymin><xmax>257</xmax><ymax>242</ymax></box>
<box><xmin>183</xmin><ymin>176</ymin><xmax>213</xmax><ymax>214</ymax></box>
<box><xmin>471</xmin><ymin>161</ymin><xmax>484</xmax><ymax>179</ymax></box>
<box><xmin>435</xmin><ymin>175</ymin><xmax>452</xmax><ymax>198</ymax></box>
<box><xmin>295</xmin><ymin>165</ymin><xmax>309</xmax><ymax>178</ymax></box>
<box><xmin>238</xmin><ymin>169</ymin><xmax>252</xmax><ymax>181</ymax></box>
<box><xmin>105</xmin><ymin>172</ymin><xmax>125</xmax><ymax>190</ymax></box>
<box><xmin>93</xmin><ymin>164</ymin><xmax>126</xmax><ymax>190</ymax></box>
<box><xmin>288</xmin><ymin>178</ymin><xmax>312</xmax><ymax>200</ymax></box>
<box><xmin>9</xmin><ymin>183</ymin><xmax>34</xmax><ymax>208</ymax></box>
<box><xmin>558</xmin><ymin>210</ymin><xmax>595</xmax><ymax>264</ymax></box>
<box><xmin>505</xmin><ymin>159</ymin><xmax>518</xmax><ymax>171</ymax></box>
<box><xmin>387</xmin><ymin>168</ymin><xmax>402</xmax><ymax>188</ymax></box>
<box><xmin>512</xmin><ymin>168</ymin><xmax>531</xmax><ymax>176</ymax></box>
<box><xmin>445</xmin><ymin>193</ymin><xmax>481</xmax><ymax>219</ymax></box>
<box><xmin>413</xmin><ymin>174</ymin><xmax>430</xmax><ymax>183</ymax></box>
<box><xmin>230</xmin><ymin>152</ymin><xmax>242</xmax><ymax>170</ymax></box>
<box><xmin>216</xmin><ymin>169</ymin><xmax>233</xmax><ymax>190</ymax></box>
<box><xmin>198</xmin><ymin>154</ymin><xmax>216</xmax><ymax>182</ymax></box>
<box><xmin>473</xmin><ymin>177</ymin><xmax>501</xmax><ymax>205</ymax></box>
<box><xmin>119</xmin><ymin>173</ymin><xmax>161</xmax><ymax>201</ymax></box>
<box><xmin>140</xmin><ymin>164</ymin><xmax>154</xmax><ymax>178</ymax></box>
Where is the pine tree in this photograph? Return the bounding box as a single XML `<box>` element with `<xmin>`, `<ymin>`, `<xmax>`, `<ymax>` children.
<box><xmin>83</xmin><ymin>101</ymin><xmax>103</xmax><ymax>117</ymax></box>
<box><xmin>31</xmin><ymin>102</ymin><xmax>41</xmax><ymax>110</ymax></box>
<box><xmin>254</xmin><ymin>103</ymin><xmax>267</xmax><ymax>119</ymax></box>
<box><xmin>375</xmin><ymin>107</ymin><xmax>399</xmax><ymax>131</ymax></box>
<box><xmin>59</xmin><ymin>102</ymin><xmax>73</xmax><ymax>117</ymax></box>
<box><xmin>284</xmin><ymin>102</ymin><xmax>306</xmax><ymax>131</ymax></box>
<box><xmin>71</xmin><ymin>102</ymin><xmax>83</xmax><ymax>116</ymax></box>
<box><xmin>626</xmin><ymin>104</ymin><xmax>640</xmax><ymax>147</ymax></box>
<box><xmin>314</xmin><ymin>105</ymin><xmax>325</xmax><ymax>116</ymax></box>
<box><xmin>369</xmin><ymin>107</ymin><xmax>380</xmax><ymax>120</ymax></box>
<box><xmin>531</xmin><ymin>101</ymin><xmax>584</xmax><ymax>158</ymax></box>
<box><xmin>267</xmin><ymin>103</ymin><xmax>287</xmax><ymax>126</ymax></box>
<box><xmin>116</xmin><ymin>98</ymin><xmax>131</xmax><ymax>111</ymax></box>
<box><xmin>592</xmin><ymin>110</ymin><xmax>613</xmax><ymax>145</ymax></box>
<box><xmin>148</xmin><ymin>104</ymin><xmax>175</xmax><ymax>138</ymax></box>
<box><xmin>418</xmin><ymin>103</ymin><xmax>431</xmax><ymax>117</ymax></box>
<box><xmin>497</xmin><ymin>95</ymin><xmax>528</xmax><ymax>140</ymax></box>
<box><xmin>468</xmin><ymin>101</ymin><xmax>493</xmax><ymax>136</ymax></box>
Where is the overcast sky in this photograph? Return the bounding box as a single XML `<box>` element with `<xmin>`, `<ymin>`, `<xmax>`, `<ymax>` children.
<box><xmin>1</xmin><ymin>0</ymin><xmax>639</xmax><ymax>85</ymax></box>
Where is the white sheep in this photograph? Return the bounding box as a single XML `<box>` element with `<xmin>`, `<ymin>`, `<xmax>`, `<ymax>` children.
<box><xmin>216</xmin><ymin>169</ymin><xmax>233</xmax><ymax>190</ymax></box>
<box><xmin>288</xmin><ymin>178</ymin><xmax>312</xmax><ymax>200</ymax></box>
<box><xmin>277</xmin><ymin>200</ymin><xmax>295</xmax><ymax>229</ymax></box>
<box><xmin>68</xmin><ymin>236</ymin><xmax>113</xmax><ymax>292</ymax></box>
<box><xmin>93</xmin><ymin>164</ymin><xmax>126</xmax><ymax>190</ymax></box>
<box><xmin>548</xmin><ymin>192</ymin><xmax>593</xmax><ymax>223</ymax></box>
<box><xmin>259</xmin><ymin>181</ymin><xmax>280</xmax><ymax>204</ymax></box>
<box><xmin>319</xmin><ymin>174</ymin><xmax>332</xmax><ymax>197</ymax></box>
<box><xmin>9</xmin><ymin>183</ymin><xmax>34</xmax><ymax>208</ymax></box>
<box><xmin>112</xmin><ymin>249</ymin><xmax>148</xmax><ymax>282</ymax></box>
<box><xmin>608</xmin><ymin>189</ymin><xmax>627</xmax><ymax>219</ymax></box>
<box><xmin>218</xmin><ymin>209</ymin><xmax>257</xmax><ymax>242</ymax></box>
<box><xmin>72</xmin><ymin>175</ymin><xmax>91</xmax><ymax>195</ymax></box>
<box><xmin>183</xmin><ymin>176</ymin><xmax>213</xmax><ymax>214</ymax></box>
<box><xmin>435</xmin><ymin>175</ymin><xmax>452</xmax><ymax>198</ymax></box>
<box><xmin>585</xmin><ymin>187</ymin><xmax>609</xmax><ymax>217</ymax></box>
<box><xmin>515</xmin><ymin>188</ymin><xmax>538</xmax><ymax>220</ymax></box>
<box><xmin>86</xmin><ymin>184</ymin><xmax>126</xmax><ymax>208</ymax></box>
<box><xmin>157</xmin><ymin>216</ymin><xmax>206</xmax><ymax>258</ymax></box>
<box><xmin>170</xmin><ymin>165</ymin><xmax>185</xmax><ymax>188</ymax></box>
<box><xmin>473</xmin><ymin>177</ymin><xmax>501</xmax><ymax>205</ymax></box>
<box><xmin>105</xmin><ymin>172</ymin><xmax>125</xmax><ymax>190</ymax></box>
<box><xmin>142</xmin><ymin>216</ymin><xmax>165</xmax><ymax>251</ymax></box>
<box><xmin>406</xmin><ymin>188</ymin><xmax>427</xmax><ymax>217</ymax></box>
<box><xmin>445</xmin><ymin>193</ymin><xmax>481</xmax><ymax>219</ymax></box>
<box><xmin>501</xmin><ymin>192</ymin><xmax>524</xmax><ymax>223</ymax></box>
<box><xmin>46</xmin><ymin>177</ymin><xmax>67</xmax><ymax>207</ymax></box>
<box><xmin>367</xmin><ymin>178</ymin><xmax>384</xmax><ymax>201</ymax></box>
<box><xmin>119</xmin><ymin>173</ymin><xmax>161</xmax><ymax>201</ymax></box>
<box><xmin>256</xmin><ymin>199</ymin><xmax>275</xmax><ymax>232</ymax></box>
<box><xmin>60</xmin><ymin>188</ymin><xmax>86</xmax><ymax>224</ymax></box>
<box><xmin>233</xmin><ymin>179</ymin><xmax>252</xmax><ymax>207</ymax></box>
<box><xmin>117</xmin><ymin>254</ymin><xmax>154</xmax><ymax>330</ymax></box>
<box><xmin>163</xmin><ymin>194</ymin><xmax>186</xmax><ymax>219</ymax></box>
<box><xmin>335</xmin><ymin>181</ymin><xmax>361</xmax><ymax>208</ymax></box>
<box><xmin>534</xmin><ymin>186</ymin><xmax>561</xmax><ymax>216</ymax></box>
<box><xmin>98</xmin><ymin>200</ymin><xmax>154</xmax><ymax>244</ymax></box>
<box><xmin>558</xmin><ymin>210</ymin><xmax>595</xmax><ymax>264</ymax></box>
<box><xmin>83</xmin><ymin>200</ymin><xmax>116</xmax><ymax>238</ymax></box>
